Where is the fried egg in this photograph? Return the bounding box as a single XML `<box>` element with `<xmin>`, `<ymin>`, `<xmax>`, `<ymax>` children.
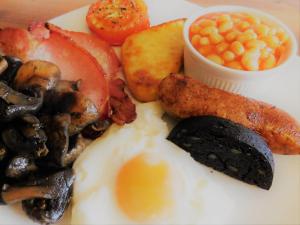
<box><xmin>71</xmin><ymin>102</ymin><xmax>233</xmax><ymax>224</ymax></box>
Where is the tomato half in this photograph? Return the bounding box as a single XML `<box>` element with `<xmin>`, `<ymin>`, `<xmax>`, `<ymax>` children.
<box><xmin>86</xmin><ymin>0</ymin><xmax>150</xmax><ymax>46</ymax></box>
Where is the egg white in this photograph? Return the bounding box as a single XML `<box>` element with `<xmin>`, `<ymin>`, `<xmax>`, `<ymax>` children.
<box><xmin>71</xmin><ymin>102</ymin><xmax>233</xmax><ymax>224</ymax></box>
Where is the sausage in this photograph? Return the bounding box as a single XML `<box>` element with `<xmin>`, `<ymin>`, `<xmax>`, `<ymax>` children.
<box><xmin>158</xmin><ymin>74</ymin><xmax>300</xmax><ymax>155</ymax></box>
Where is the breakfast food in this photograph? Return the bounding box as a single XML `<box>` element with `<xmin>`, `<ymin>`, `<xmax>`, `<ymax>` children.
<box><xmin>0</xmin><ymin>1</ymin><xmax>300</xmax><ymax>224</ymax></box>
<box><xmin>45</xmin><ymin>23</ymin><xmax>136</xmax><ymax>124</ymax></box>
<box><xmin>21</xmin><ymin>169</ymin><xmax>74</xmax><ymax>224</ymax></box>
<box><xmin>0</xmin><ymin>55</ymin><xmax>22</xmax><ymax>85</ymax></box>
<box><xmin>0</xmin><ymin>57</ymin><xmax>97</xmax><ymax>223</ymax></box>
<box><xmin>159</xmin><ymin>74</ymin><xmax>300</xmax><ymax>155</ymax></box>
<box><xmin>0</xmin><ymin>20</ymin><xmax>136</xmax><ymax>225</ymax></box>
<box><xmin>46</xmin><ymin>23</ymin><xmax>120</xmax><ymax>79</ymax></box>
<box><xmin>168</xmin><ymin>116</ymin><xmax>274</xmax><ymax>190</ymax></box>
<box><xmin>71</xmin><ymin>102</ymin><xmax>233</xmax><ymax>224</ymax></box>
<box><xmin>0</xmin><ymin>26</ymin><xmax>107</xmax><ymax>115</ymax></box>
<box><xmin>86</xmin><ymin>0</ymin><xmax>150</xmax><ymax>45</ymax></box>
<box><xmin>189</xmin><ymin>12</ymin><xmax>290</xmax><ymax>70</ymax></box>
<box><xmin>0</xmin><ymin>23</ymin><xmax>136</xmax><ymax>124</ymax></box>
<box><xmin>122</xmin><ymin>19</ymin><xmax>185</xmax><ymax>102</ymax></box>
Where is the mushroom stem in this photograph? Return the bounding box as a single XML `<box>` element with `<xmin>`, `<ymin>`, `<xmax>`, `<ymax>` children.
<box><xmin>42</xmin><ymin>115</ymin><xmax>88</xmax><ymax>167</ymax></box>
<box><xmin>0</xmin><ymin>169</ymin><xmax>74</xmax><ymax>205</ymax></box>
<box><xmin>0</xmin><ymin>82</ymin><xmax>43</xmax><ymax>122</ymax></box>
<box><xmin>0</xmin><ymin>56</ymin><xmax>8</xmax><ymax>74</ymax></box>
<box><xmin>63</xmin><ymin>134</ymin><xmax>87</xmax><ymax>166</ymax></box>
<box><xmin>1</xmin><ymin>185</ymin><xmax>58</xmax><ymax>205</ymax></box>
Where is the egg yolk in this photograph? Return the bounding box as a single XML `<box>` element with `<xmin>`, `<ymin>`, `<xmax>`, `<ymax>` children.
<box><xmin>115</xmin><ymin>153</ymin><xmax>172</xmax><ymax>222</ymax></box>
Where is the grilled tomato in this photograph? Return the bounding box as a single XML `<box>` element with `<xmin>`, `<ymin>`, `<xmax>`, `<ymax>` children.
<box><xmin>86</xmin><ymin>0</ymin><xmax>150</xmax><ymax>46</ymax></box>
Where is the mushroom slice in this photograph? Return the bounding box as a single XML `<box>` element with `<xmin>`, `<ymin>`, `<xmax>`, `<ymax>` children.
<box><xmin>41</xmin><ymin>80</ymin><xmax>80</xmax><ymax>115</ymax></box>
<box><xmin>5</xmin><ymin>154</ymin><xmax>38</xmax><ymax>179</ymax></box>
<box><xmin>0</xmin><ymin>81</ymin><xmax>43</xmax><ymax>121</ymax></box>
<box><xmin>55</xmin><ymin>80</ymin><xmax>100</xmax><ymax>135</ymax></box>
<box><xmin>43</xmin><ymin>85</ymin><xmax>100</xmax><ymax>135</ymax></box>
<box><xmin>68</xmin><ymin>92</ymin><xmax>100</xmax><ymax>135</ymax></box>
<box><xmin>42</xmin><ymin>114</ymin><xmax>87</xmax><ymax>167</ymax></box>
<box><xmin>22</xmin><ymin>169</ymin><xmax>74</xmax><ymax>224</ymax></box>
<box><xmin>20</xmin><ymin>115</ymin><xmax>48</xmax><ymax>158</ymax></box>
<box><xmin>0</xmin><ymin>56</ymin><xmax>8</xmax><ymax>74</ymax></box>
<box><xmin>1</xmin><ymin>115</ymin><xmax>48</xmax><ymax>157</ymax></box>
<box><xmin>0</xmin><ymin>56</ymin><xmax>22</xmax><ymax>85</ymax></box>
<box><xmin>14</xmin><ymin>60</ymin><xmax>61</xmax><ymax>92</ymax></box>
<box><xmin>0</xmin><ymin>169</ymin><xmax>74</xmax><ymax>205</ymax></box>
<box><xmin>41</xmin><ymin>114</ymin><xmax>70</xmax><ymax>167</ymax></box>
<box><xmin>2</xmin><ymin>127</ymin><xmax>37</xmax><ymax>155</ymax></box>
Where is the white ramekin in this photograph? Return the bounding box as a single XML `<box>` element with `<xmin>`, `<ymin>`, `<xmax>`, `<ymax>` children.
<box><xmin>183</xmin><ymin>5</ymin><xmax>298</xmax><ymax>96</ymax></box>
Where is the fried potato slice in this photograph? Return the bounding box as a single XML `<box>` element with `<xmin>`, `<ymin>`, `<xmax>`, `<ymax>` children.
<box><xmin>121</xmin><ymin>19</ymin><xmax>185</xmax><ymax>102</ymax></box>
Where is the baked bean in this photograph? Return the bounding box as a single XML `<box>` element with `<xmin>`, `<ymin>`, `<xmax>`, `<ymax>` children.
<box><xmin>263</xmin><ymin>35</ymin><xmax>280</xmax><ymax>49</ymax></box>
<box><xmin>198</xmin><ymin>19</ymin><xmax>217</xmax><ymax>27</ymax></box>
<box><xmin>219</xmin><ymin>21</ymin><xmax>234</xmax><ymax>33</ymax></box>
<box><xmin>217</xmin><ymin>14</ymin><xmax>231</xmax><ymax>24</ymax></box>
<box><xmin>210</xmin><ymin>33</ymin><xmax>224</xmax><ymax>44</ymax></box>
<box><xmin>237</xmin><ymin>32</ymin><xmax>257</xmax><ymax>43</ymax></box>
<box><xmin>260</xmin><ymin>47</ymin><xmax>273</xmax><ymax>60</ymax></box>
<box><xmin>200</xmin><ymin>26</ymin><xmax>218</xmax><ymax>36</ymax></box>
<box><xmin>222</xmin><ymin>51</ymin><xmax>235</xmax><ymax>62</ymax></box>
<box><xmin>207</xmin><ymin>54</ymin><xmax>224</xmax><ymax>65</ymax></box>
<box><xmin>238</xmin><ymin>21</ymin><xmax>250</xmax><ymax>31</ymax></box>
<box><xmin>260</xmin><ymin>54</ymin><xmax>276</xmax><ymax>70</ymax></box>
<box><xmin>199</xmin><ymin>37</ymin><xmax>210</xmax><ymax>46</ymax></box>
<box><xmin>225</xmin><ymin>31</ymin><xmax>239</xmax><ymax>42</ymax></box>
<box><xmin>198</xmin><ymin>45</ymin><xmax>213</xmax><ymax>56</ymax></box>
<box><xmin>216</xmin><ymin>42</ymin><xmax>229</xmax><ymax>54</ymax></box>
<box><xmin>245</xmin><ymin>40</ymin><xmax>266</xmax><ymax>50</ymax></box>
<box><xmin>254</xmin><ymin>24</ymin><xmax>270</xmax><ymax>37</ymax></box>
<box><xmin>241</xmin><ymin>49</ymin><xmax>260</xmax><ymax>71</ymax></box>
<box><xmin>230</xmin><ymin>41</ymin><xmax>245</xmax><ymax>56</ymax></box>
<box><xmin>191</xmin><ymin>34</ymin><xmax>201</xmax><ymax>47</ymax></box>
<box><xmin>226</xmin><ymin>61</ymin><xmax>243</xmax><ymax>70</ymax></box>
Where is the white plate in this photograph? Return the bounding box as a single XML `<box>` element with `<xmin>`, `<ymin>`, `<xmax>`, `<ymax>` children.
<box><xmin>1</xmin><ymin>0</ymin><xmax>300</xmax><ymax>224</ymax></box>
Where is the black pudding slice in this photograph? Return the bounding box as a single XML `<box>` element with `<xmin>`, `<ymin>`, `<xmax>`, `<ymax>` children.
<box><xmin>168</xmin><ymin>116</ymin><xmax>274</xmax><ymax>190</ymax></box>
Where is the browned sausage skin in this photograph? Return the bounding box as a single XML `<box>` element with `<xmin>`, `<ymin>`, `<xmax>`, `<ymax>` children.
<box><xmin>158</xmin><ymin>74</ymin><xmax>300</xmax><ymax>155</ymax></box>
